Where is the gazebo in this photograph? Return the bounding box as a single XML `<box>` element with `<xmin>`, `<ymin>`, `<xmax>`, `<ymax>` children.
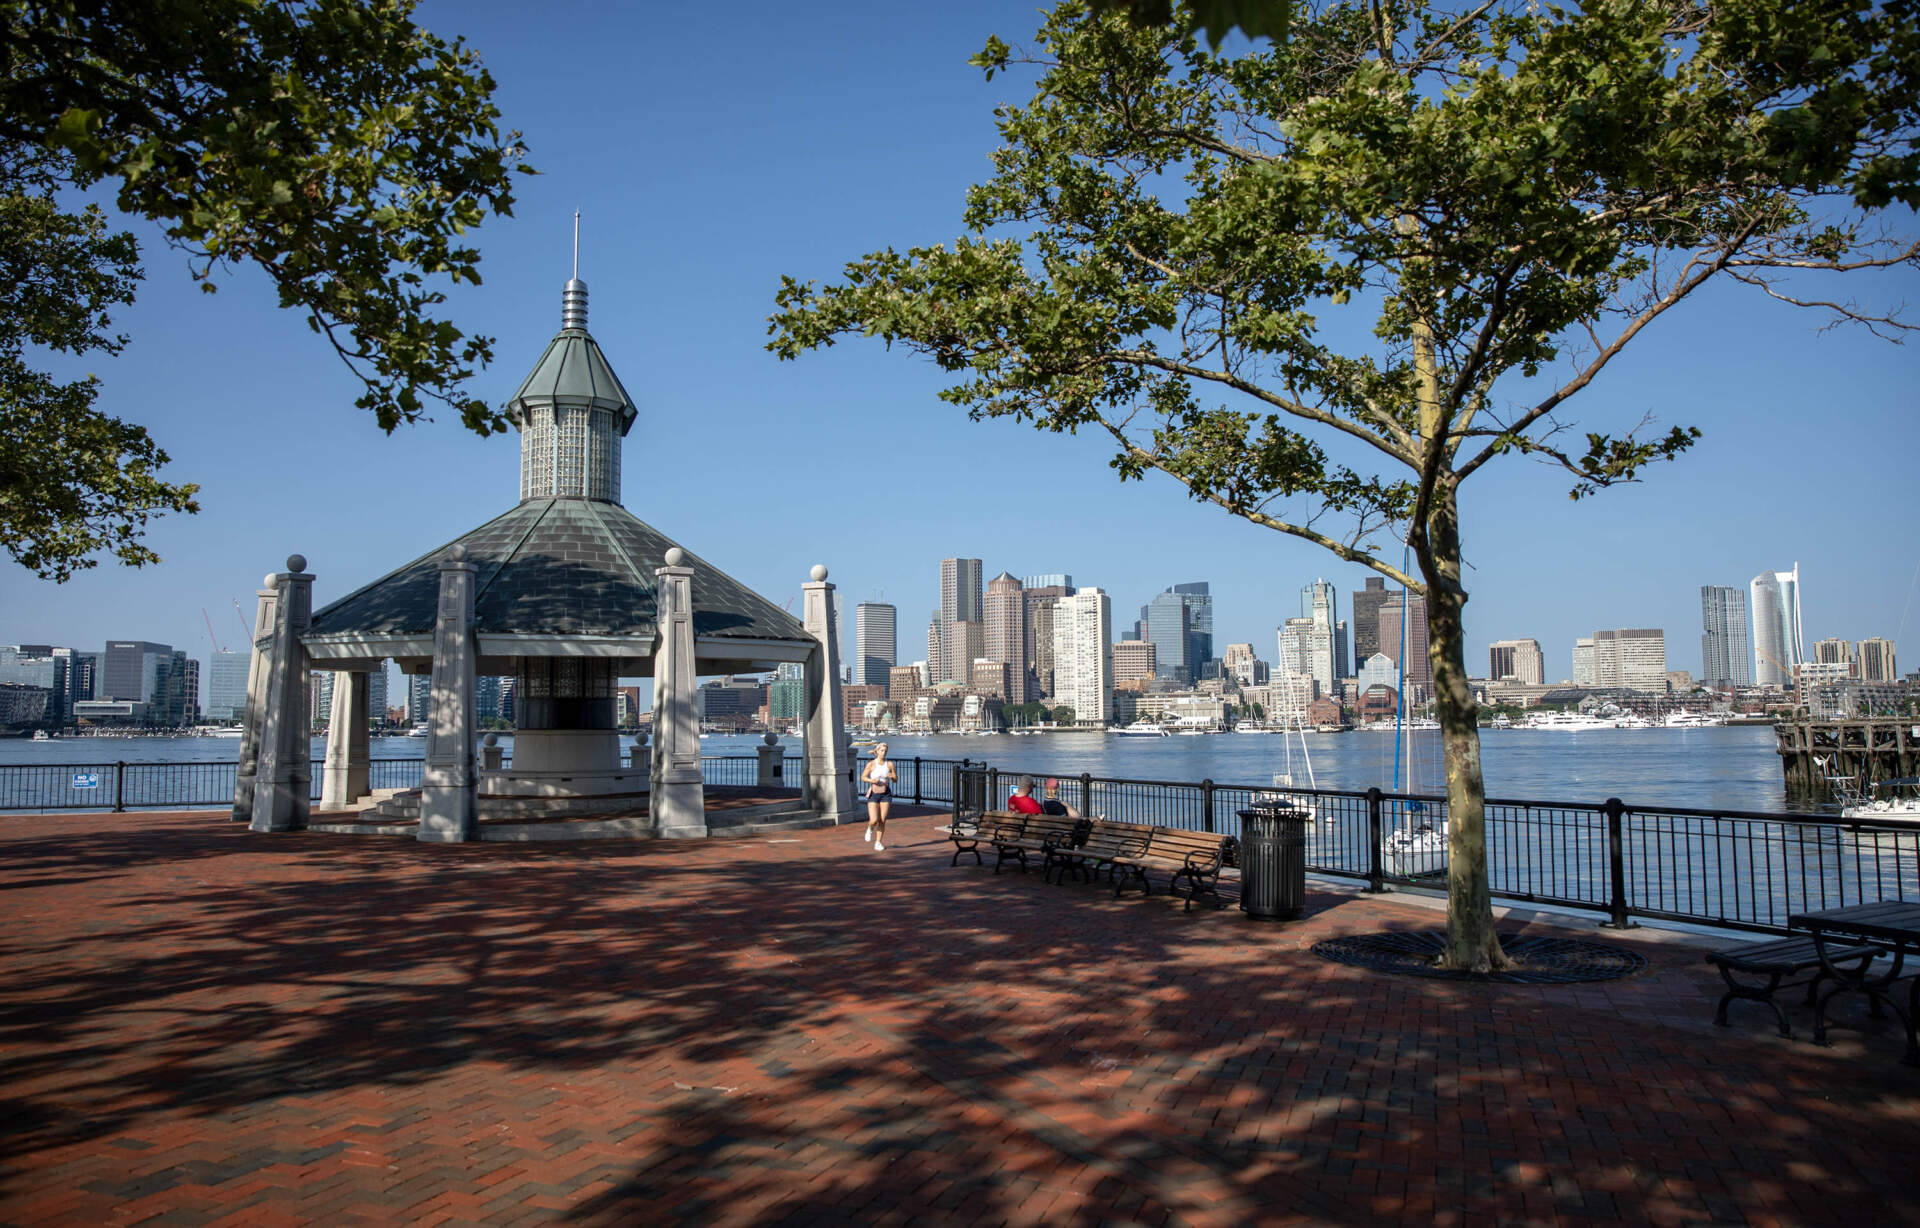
<box><xmin>230</xmin><ymin>272</ymin><xmax>851</xmax><ymax>840</ymax></box>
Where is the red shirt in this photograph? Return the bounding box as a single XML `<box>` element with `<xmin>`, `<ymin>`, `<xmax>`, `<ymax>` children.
<box><xmin>1008</xmin><ymin>794</ymin><xmax>1044</xmax><ymax>814</ymax></box>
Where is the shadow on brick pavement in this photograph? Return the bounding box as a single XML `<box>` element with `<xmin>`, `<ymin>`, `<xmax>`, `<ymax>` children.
<box><xmin>0</xmin><ymin>808</ymin><xmax>1916</xmax><ymax>1226</ymax></box>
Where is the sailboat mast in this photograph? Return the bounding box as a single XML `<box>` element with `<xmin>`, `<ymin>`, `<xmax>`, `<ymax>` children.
<box><xmin>1393</xmin><ymin>546</ymin><xmax>1411</xmax><ymax>792</ymax></box>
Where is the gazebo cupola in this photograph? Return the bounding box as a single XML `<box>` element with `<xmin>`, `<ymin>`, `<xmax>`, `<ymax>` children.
<box><xmin>509</xmin><ymin>275</ymin><xmax>638</xmax><ymax>503</ymax></box>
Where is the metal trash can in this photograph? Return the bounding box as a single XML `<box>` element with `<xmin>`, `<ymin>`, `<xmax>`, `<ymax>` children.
<box><xmin>1236</xmin><ymin>804</ymin><xmax>1306</xmax><ymax>920</ymax></box>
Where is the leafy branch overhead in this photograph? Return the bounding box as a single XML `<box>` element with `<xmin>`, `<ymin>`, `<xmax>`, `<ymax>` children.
<box><xmin>770</xmin><ymin>0</ymin><xmax>1918</xmax><ymax>592</ymax></box>
<box><xmin>1</xmin><ymin>0</ymin><xmax>532</xmax><ymax>579</ymax></box>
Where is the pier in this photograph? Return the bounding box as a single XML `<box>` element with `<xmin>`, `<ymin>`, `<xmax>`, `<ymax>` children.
<box><xmin>1776</xmin><ymin>719</ymin><xmax>1920</xmax><ymax>796</ymax></box>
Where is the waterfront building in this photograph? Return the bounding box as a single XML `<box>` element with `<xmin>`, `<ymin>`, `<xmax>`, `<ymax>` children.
<box><xmin>1272</xmin><ymin>671</ymin><xmax>1317</xmax><ymax>723</ymax></box>
<box><xmin>768</xmin><ymin>678</ymin><xmax>805</xmax><ymax>724</ymax></box>
<box><xmin>1053</xmin><ymin>587</ymin><xmax>1113</xmax><ymax>725</ymax></box>
<box><xmin>206</xmin><ymin>650</ymin><xmax>251</xmax><ymax>722</ymax></box>
<box><xmin>1488</xmin><ymin>639</ymin><xmax>1545</xmax><ymax>686</ymax></box>
<box><xmin>1300</xmin><ymin>579</ymin><xmax>1349</xmax><ymax>680</ymax></box>
<box><xmin>161</xmin><ymin>651</ymin><xmax>199</xmax><ymax>726</ymax></box>
<box><xmin>887</xmin><ymin>666</ymin><xmax>924</xmax><ymax>710</ymax></box>
<box><xmin>1591</xmin><ymin>628</ymin><xmax>1668</xmax><ymax>692</ymax></box>
<box><xmin>1276</xmin><ymin>616</ymin><xmax>1336</xmax><ymax>694</ymax></box>
<box><xmin>970</xmin><ymin>658</ymin><xmax>1010</xmax><ymax>698</ymax></box>
<box><xmin>1794</xmin><ymin>660</ymin><xmax>1856</xmax><ymax>719</ymax></box>
<box><xmin>1351</xmin><ymin>577</ymin><xmax>1391</xmax><ymax>673</ymax></box>
<box><xmin>1699</xmin><ymin>585</ymin><xmax>1754</xmax><ymax>688</ymax></box>
<box><xmin>939</xmin><ymin>557</ymin><xmax>983</xmax><ymax>683</ymax></box>
<box><xmin>926</xmin><ymin>612</ymin><xmax>944</xmax><ymax>684</ymax></box>
<box><xmin>311</xmin><ymin>670</ymin><xmax>335</xmax><ymax>730</ymax></box>
<box><xmin>1112</xmin><ymin>639</ymin><xmax>1157</xmax><ymax>684</ymax></box>
<box><xmin>1750</xmin><ymin>565</ymin><xmax>1804</xmax><ymax>687</ymax></box>
<box><xmin>1146</xmin><ymin>590</ymin><xmax>1191</xmax><ymax>683</ymax></box>
<box><xmin>1022</xmin><ymin>583</ymin><xmax>1073</xmax><ymax>700</ymax></box>
<box><xmin>697</xmin><ymin>678</ymin><xmax>767</xmax><ymax>724</ymax></box>
<box><xmin>0</xmin><ymin>645</ymin><xmax>81</xmax><ymax>724</ymax></box>
<box><xmin>0</xmin><ymin>682</ymin><xmax>50</xmax><ymax>726</ymax></box>
<box><xmin>1356</xmin><ymin>652</ymin><xmax>1398</xmax><ymax>694</ymax></box>
<box><xmin>101</xmin><ymin>640</ymin><xmax>171</xmax><ymax>703</ymax></box>
<box><xmin>854</xmin><ymin>601</ymin><xmax>896</xmax><ymax>688</ymax></box>
<box><xmin>1022</xmin><ymin>573</ymin><xmax>1072</xmax><ymax>591</ymax></box>
<box><xmin>408</xmin><ymin>673</ymin><xmax>431</xmax><ymax>725</ymax></box>
<box><xmin>367</xmin><ymin>666</ymin><xmax>390</xmax><ymax>729</ymax></box>
<box><xmin>1222</xmin><ymin>642</ymin><xmax>1264</xmax><ymax>688</ymax></box>
<box><xmin>476</xmin><ymin>675</ymin><xmax>505</xmax><ymax>722</ymax></box>
<box><xmin>1175</xmin><ymin>582</ymin><xmax>1214</xmax><ymax>681</ymax></box>
<box><xmin>72</xmin><ymin>698</ymin><xmax>147</xmax><ymax>724</ymax></box>
<box><xmin>983</xmin><ymin>573</ymin><xmax>1029</xmax><ymax>704</ymax></box>
<box><xmin>1572</xmin><ymin>637</ymin><xmax>1596</xmax><ymax>687</ymax></box>
<box><xmin>1377</xmin><ymin>597</ymin><xmax>1431</xmax><ymax>686</ymax></box>
<box><xmin>1814</xmin><ymin>638</ymin><xmax>1855</xmax><ymax>670</ymax></box>
<box><xmin>1859</xmin><ymin>637</ymin><xmax>1898</xmax><ymax>683</ymax></box>
<box><xmin>1665</xmin><ymin>670</ymin><xmax>1697</xmax><ymax>693</ymax></box>
<box><xmin>948</xmin><ymin>620</ymin><xmax>984</xmax><ymax>687</ymax></box>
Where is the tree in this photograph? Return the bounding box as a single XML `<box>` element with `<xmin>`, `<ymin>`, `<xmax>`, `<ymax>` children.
<box><xmin>2</xmin><ymin>0</ymin><xmax>531</xmax><ymax>580</ymax></box>
<box><xmin>769</xmin><ymin>0</ymin><xmax>1919</xmax><ymax>969</ymax></box>
<box><xmin>1051</xmin><ymin>705</ymin><xmax>1077</xmax><ymax>726</ymax></box>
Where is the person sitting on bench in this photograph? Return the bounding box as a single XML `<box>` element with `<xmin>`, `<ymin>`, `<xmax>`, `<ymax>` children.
<box><xmin>1040</xmin><ymin>778</ymin><xmax>1080</xmax><ymax>819</ymax></box>
<box><xmin>1007</xmin><ymin>777</ymin><xmax>1045</xmax><ymax>815</ymax></box>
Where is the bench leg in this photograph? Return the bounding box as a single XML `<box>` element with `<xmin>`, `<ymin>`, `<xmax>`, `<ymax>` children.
<box><xmin>1113</xmin><ymin>865</ymin><xmax>1148</xmax><ymax>898</ymax></box>
<box><xmin>951</xmin><ymin>842</ymin><xmax>982</xmax><ymax>867</ymax></box>
<box><xmin>1713</xmin><ymin>967</ymin><xmax>1792</xmax><ymax>1038</ymax></box>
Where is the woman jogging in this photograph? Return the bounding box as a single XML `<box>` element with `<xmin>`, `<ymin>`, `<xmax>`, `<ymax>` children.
<box><xmin>862</xmin><ymin>743</ymin><xmax>897</xmax><ymax>850</ymax></box>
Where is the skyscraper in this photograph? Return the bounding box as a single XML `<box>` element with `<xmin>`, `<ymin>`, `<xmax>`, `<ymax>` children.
<box><xmin>1376</xmin><ymin>596</ymin><xmax>1431</xmax><ymax>686</ymax></box>
<box><xmin>206</xmin><ymin>650</ymin><xmax>251</xmax><ymax>722</ymax></box>
<box><xmin>1813</xmin><ymin>638</ymin><xmax>1855</xmax><ymax>669</ymax></box>
<box><xmin>855</xmin><ymin>602</ymin><xmax>897</xmax><ymax>688</ymax></box>
<box><xmin>1750</xmin><ymin>565</ymin><xmax>1804</xmax><ymax>687</ymax></box>
<box><xmin>1488</xmin><ymin>639</ymin><xmax>1545</xmax><ymax>685</ymax></box>
<box><xmin>1023</xmin><ymin>583</ymin><xmax>1073</xmax><ymax>699</ymax></box>
<box><xmin>1591</xmin><ymin>629</ymin><xmax>1668</xmax><ymax>691</ymax></box>
<box><xmin>983</xmin><ymin>573</ymin><xmax>1029</xmax><ymax>704</ymax></box>
<box><xmin>1299</xmin><ymin>578</ymin><xmax>1346</xmax><ymax>686</ymax></box>
<box><xmin>1022</xmin><ymin>573</ymin><xmax>1072</xmax><ymax>590</ymax></box>
<box><xmin>1052</xmin><ymin>588</ymin><xmax>1113</xmax><ymax>725</ymax></box>
<box><xmin>948</xmin><ymin>621</ymin><xmax>985</xmax><ymax>686</ymax></box>
<box><xmin>409</xmin><ymin>673</ymin><xmax>431</xmax><ymax>725</ymax></box>
<box><xmin>1276</xmin><ymin>617</ymin><xmax>1334</xmax><ymax>695</ymax></box>
<box><xmin>1351</xmin><ymin>577</ymin><xmax>1391</xmax><ymax>672</ymax></box>
<box><xmin>1572</xmin><ymin>637</ymin><xmax>1596</xmax><ymax>686</ymax></box>
<box><xmin>1859</xmin><ymin>638</ymin><xmax>1897</xmax><ymax>682</ymax></box>
<box><xmin>1173</xmin><ymin>582</ymin><xmax>1214</xmax><ymax>678</ymax></box>
<box><xmin>1112</xmin><ymin>639</ymin><xmax>1157</xmax><ymax>683</ymax></box>
<box><xmin>939</xmin><ymin>557</ymin><xmax>982</xmax><ymax>682</ymax></box>
<box><xmin>101</xmin><ymin>640</ymin><xmax>171</xmax><ymax>703</ymax></box>
<box><xmin>927</xmin><ymin>612</ymin><xmax>945</xmax><ymax>683</ymax></box>
<box><xmin>1699</xmin><ymin>585</ymin><xmax>1753</xmax><ymax>688</ymax></box>
<box><xmin>1146</xmin><ymin>590</ymin><xmax>1191</xmax><ymax>682</ymax></box>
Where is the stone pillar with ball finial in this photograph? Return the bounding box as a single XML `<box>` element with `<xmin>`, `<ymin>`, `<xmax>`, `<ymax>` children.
<box><xmin>251</xmin><ymin>554</ymin><xmax>315</xmax><ymax>832</ymax></box>
<box><xmin>232</xmin><ymin>573</ymin><xmax>280</xmax><ymax>824</ymax></box>
<box><xmin>801</xmin><ymin>564</ymin><xmax>853</xmax><ymax>822</ymax></box>
<box><xmin>649</xmin><ymin>546</ymin><xmax>706</xmax><ymax>836</ymax></box>
<box><xmin>418</xmin><ymin>544</ymin><xmax>478</xmax><ymax>842</ymax></box>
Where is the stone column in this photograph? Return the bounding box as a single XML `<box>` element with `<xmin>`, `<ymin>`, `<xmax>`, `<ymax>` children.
<box><xmin>802</xmin><ymin>565</ymin><xmax>853</xmax><ymax>822</ymax></box>
<box><xmin>232</xmin><ymin>578</ymin><xmax>278</xmax><ymax>823</ymax></box>
<box><xmin>320</xmin><ymin>671</ymin><xmax>371</xmax><ymax>809</ymax></box>
<box><xmin>649</xmin><ymin>548</ymin><xmax>705</xmax><ymax>837</ymax></box>
<box><xmin>419</xmin><ymin>545</ymin><xmax>478</xmax><ymax>843</ymax></box>
<box><xmin>756</xmin><ymin>731</ymin><xmax>782</xmax><ymax>788</ymax></box>
<box><xmin>251</xmin><ymin>555</ymin><xmax>314</xmax><ymax>832</ymax></box>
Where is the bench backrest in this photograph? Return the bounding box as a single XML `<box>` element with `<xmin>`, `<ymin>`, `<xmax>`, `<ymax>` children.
<box><xmin>1146</xmin><ymin>826</ymin><xmax>1231</xmax><ymax>868</ymax></box>
<box><xmin>981</xmin><ymin>811</ymin><xmax>1083</xmax><ymax>845</ymax></box>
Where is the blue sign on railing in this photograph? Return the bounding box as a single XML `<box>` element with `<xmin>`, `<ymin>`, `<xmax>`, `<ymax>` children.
<box><xmin>72</xmin><ymin>773</ymin><xmax>100</xmax><ymax>790</ymax></box>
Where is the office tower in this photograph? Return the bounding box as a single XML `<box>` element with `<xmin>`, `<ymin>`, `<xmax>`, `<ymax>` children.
<box><xmin>1022</xmin><ymin>573</ymin><xmax>1072</xmax><ymax>590</ymax></box>
<box><xmin>948</xmin><ymin>620</ymin><xmax>985</xmax><ymax>686</ymax></box>
<box><xmin>1223</xmin><ymin>642</ymin><xmax>1263</xmax><ymax>687</ymax></box>
<box><xmin>1052</xmin><ymin>588</ymin><xmax>1113</xmax><ymax>724</ymax></box>
<box><xmin>1813</xmin><ymin>638</ymin><xmax>1855</xmax><ymax>670</ymax></box>
<box><xmin>1173</xmin><ymin>582</ymin><xmax>1214</xmax><ymax>678</ymax></box>
<box><xmin>1488</xmin><ymin>639</ymin><xmax>1545</xmax><ymax>686</ymax></box>
<box><xmin>939</xmin><ymin>557</ymin><xmax>982</xmax><ymax>683</ymax></box>
<box><xmin>205</xmin><ymin>650</ymin><xmax>251</xmax><ymax>721</ymax></box>
<box><xmin>68</xmin><ymin>651</ymin><xmax>97</xmax><ymax>706</ymax></box>
<box><xmin>970</xmin><ymin>658</ymin><xmax>1010</xmax><ymax>697</ymax></box>
<box><xmin>1147</xmin><ymin>590</ymin><xmax>1191</xmax><ymax>681</ymax></box>
<box><xmin>311</xmin><ymin>670</ymin><xmax>334</xmax><ymax>728</ymax></box>
<box><xmin>1351</xmin><ymin>577</ymin><xmax>1391</xmax><ymax>672</ymax></box>
<box><xmin>1112</xmin><ymin>639</ymin><xmax>1157</xmax><ymax>684</ymax></box>
<box><xmin>1858</xmin><ymin>638</ymin><xmax>1898</xmax><ymax>683</ymax></box>
<box><xmin>1699</xmin><ymin>585</ymin><xmax>1753</xmax><ymax>688</ymax></box>
<box><xmin>367</xmin><ymin>666</ymin><xmax>390</xmax><ymax>728</ymax></box>
<box><xmin>983</xmin><ymin>573</ymin><xmax>1029</xmax><ymax>703</ymax></box>
<box><xmin>1300</xmin><ymin>579</ymin><xmax>1349</xmax><ymax>680</ymax></box>
<box><xmin>1376</xmin><ymin>596</ymin><xmax>1431</xmax><ymax>685</ymax></box>
<box><xmin>1024</xmin><ymin>584</ymin><xmax>1073</xmax><ymax>699</ymax></box>
<box><xmin>101</xmin><ymin>640</ymin><xmax>171</xmax><ymax>702</ymax></box>
<box><xmin>926</xmin><ymin>612</ymin><xmax>945</xmax><ymax>682</ymax></box>
<box><xmin>1572</xmin><ymin>637</ymin><xmax>1596</xmax><ymax>686</ymax></box>
<box><xmin>1277</xmin><ymin>617</ymin><xmax>1335</xmax><ymax>694</ymax></box>
<box><xmin>161</xmin><ymin>651</ymin><xmax>199</xmax><ymax>725</ymax></box>
<box><xmin>1750</xmin><ymin>565</ymin><xmax>1804</xmax><ymax>687</ymax></box>
<box><xmin>408</xmin><ymin>673</ymin><xmax>431</xmax><ymax>724</ymax></box>
<box><xmin>888</xmin><ymin>665</ymin><xmax>925</xmax><ymax>708</ymax></box>
<box><xmin>855</xmin><ymin>602</ymin><xmax>897</xmax><ymax>688</ymax></box>
<box><xmin>1591</xmin><ymin>628</ymin><xmax>1668</xmax><ymax>691</ymax></box>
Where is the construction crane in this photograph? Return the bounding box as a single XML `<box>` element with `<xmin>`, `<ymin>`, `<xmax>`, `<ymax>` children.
<box><xmin>203</xmin><ymin>609</ymin><xmax>227</xmax><ymax>655</ymax></box>
<box><xmin>232</xmin><ymin>599</ymin><xmax>251</xmax><ymax>644</ymax></box>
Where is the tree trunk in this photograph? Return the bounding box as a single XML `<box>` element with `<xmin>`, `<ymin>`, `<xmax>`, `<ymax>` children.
<box><xmin>1418</xmin><ymin>485</ymin><xmax>1511</xmax><ymax>972</ymax></box>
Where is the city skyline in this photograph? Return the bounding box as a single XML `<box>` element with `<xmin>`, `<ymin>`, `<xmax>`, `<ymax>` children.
<box><xmin>1</xmin><ymin>3</ymin><xmax>1913</xmax><ymax>692</ymax></box>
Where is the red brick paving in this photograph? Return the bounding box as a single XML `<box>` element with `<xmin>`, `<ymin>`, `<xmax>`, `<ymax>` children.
<box><xmin>1</xmin><ymin>809</ymin><xmax>1916</xmax><ymax>1226</ymax></box>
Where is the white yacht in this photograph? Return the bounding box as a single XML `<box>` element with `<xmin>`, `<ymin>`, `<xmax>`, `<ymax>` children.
<box><xmin>1114</xmin><ymin>724</ymin><xmax>1170</xmax><ymax>738</ymax></box>
<box><xmin>1523</xmin><ymin>711</ymin><xmax>1615</xmax><ymax>731</ymax></box>
<box><xmin>1664</xmin><ymin>711</ymin><xmax>1727</xmax><ymax>728</ymax></box>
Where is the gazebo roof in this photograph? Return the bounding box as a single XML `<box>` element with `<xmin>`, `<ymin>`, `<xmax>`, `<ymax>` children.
<box><xmin>307</xmin><ymin>497</ymin><xmax>809</xmax><ymax>646</ymax></box>
<box><xmin>507</xmin><ymin>326</ymin><xmax>638</xmax><ymax>430</ymax></box>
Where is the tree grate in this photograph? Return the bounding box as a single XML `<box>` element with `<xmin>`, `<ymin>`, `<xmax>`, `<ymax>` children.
<box><xmin>1310</xmin><ymin>929</ymin><xmax>1647</xmax><ymax>984</ymax></box>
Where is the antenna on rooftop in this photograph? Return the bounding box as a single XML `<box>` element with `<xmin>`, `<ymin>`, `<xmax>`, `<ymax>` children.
<box><xmin>562</xmin><ymin>210</ymin><xmax>589</xmax><ymax>330</ymax></box>
<box><xmin>572</xmin><ymin>209</ymin><xmax>580</xmax><ymax>280</ymax></box>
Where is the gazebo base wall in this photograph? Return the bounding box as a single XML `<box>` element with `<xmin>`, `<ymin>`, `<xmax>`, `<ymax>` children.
<box><xmin>480</xmin><ymin>768</ymin><xmax>648</xmax><ymax>799</ymax></box>
<box><xmin>508</xmin><ymin>728</ymin><xmax>621</xmax><ymax>775</ymax></box>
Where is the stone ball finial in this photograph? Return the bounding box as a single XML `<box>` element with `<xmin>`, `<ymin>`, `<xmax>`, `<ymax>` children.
<box><xmin>286</xmin><ymin>553</ymin><xmax>307</xmax><ymax>573</ymax></box>
<box><xmin>762</xmin><ymin>731</ymin><xmax>778</xmax><ymax>746</ymax></box>
<box><xmin>664</xmin><ymin>546</ymin><xmax>686</xmax><ymax>567</ymax></box>
<box><xmin>446</xmin><ymin>544</ymin><xmax>468</xmax><ymax>563</ymax></box>
<box><xmin>263</xmin><ymin>573</ymin><xmax>278</xmax><ymax>589</ymax></box>
<box><xmin>483</xmin><ymin>732</ymin><xmax>498</xmax><ymax>746</ymax></box>
<box><xmin>810</xmin><ymin>564</ymin><xmax>828</xmax><ymax>582</ymax></box>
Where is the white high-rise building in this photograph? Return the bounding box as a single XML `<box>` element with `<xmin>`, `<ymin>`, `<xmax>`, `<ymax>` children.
<box><xmin>1750</xmin><ymin>565</ymin><xmax>1804</xmax><ymax>687</ymax></box>
<box><xmin>1276</xmin><ymin>616</ymin><xmax>1335</xmax><ymax>695</ymax></box>
<box><xmin>1591</xmin><ymin>629</ymin><xmax>1668</xmax><ymax>692</ymax></box>
<box><xmin>1052</xmin><ymin>587</ymin><xmax>1113</xmax><ymax>726</ymax></box>
<box><xmin>855</xmin><ymin>602</ymin><xmax>897</xmax><ymax>688</ymax></box>
<box><xmin>1699</xmin><ymin>586</ymin><xmax>1753</xmax><ymax>688</ymax></box>
<box><xmin>1488</xmin><ymin>639</ymin><xmax>1545</xmax><ymax>686</ymax></box>
<box><xmin>1572</xmin><ymin>637</ymin><xmax>1596</xmax><ymax>687</ymax></box>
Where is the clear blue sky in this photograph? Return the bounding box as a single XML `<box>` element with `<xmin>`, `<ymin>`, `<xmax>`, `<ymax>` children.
<box><xmin>4</xmin><ymin>0</ymin><xmax>1917</xmax><ymax>686</ymax></box>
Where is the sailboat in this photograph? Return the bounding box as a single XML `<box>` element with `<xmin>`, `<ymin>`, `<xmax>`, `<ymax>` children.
<box><xmin>1379</xmin><ymin>553</ymin><xmax>1446</xmax><ymax>878</ymax></box>
<box><xmin>1266</xmin><ymin>707</ymin><xmax>1321</xmax><ymax>823</ymax></box>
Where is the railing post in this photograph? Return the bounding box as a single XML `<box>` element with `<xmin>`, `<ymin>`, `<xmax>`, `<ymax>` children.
<box><xmin>114</xmin><ymin>761</ymin><xmax>127</xmax><ymax>813</ymax></box>
<box><xmin>1603</xmin><ymin>797</ymin><xmax>1635</xmax><ymax>929</ymax></box>
<box><xmin>1079</xmin><ymin>772</ymin><xmax>1092</xmax><ymax>818</ymax></box>
<box><xmin>913</xmin><ymin>756</ymin><xmax>923</xmax><ymax>804</ymax></box>
<box><xmin>1202</xmin><ymin>779</ymin><xmax>1215</xmax><ymax>833</ymax></box>
<box><xmin>987</xmin><ymin>766</ymin><xmax>1000</xmax><ymax>812</ymax></box>
<box><xmin>1366</xmin><ymin>787</ymin><xmax>1385</xmax><ymax>892</ymax></box>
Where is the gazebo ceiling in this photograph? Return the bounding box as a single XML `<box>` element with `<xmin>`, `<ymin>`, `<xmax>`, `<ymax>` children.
<box><xmin>306</xmin><ymin>497</ymin><xmax>810</xmax><ymax>650</ymax></box>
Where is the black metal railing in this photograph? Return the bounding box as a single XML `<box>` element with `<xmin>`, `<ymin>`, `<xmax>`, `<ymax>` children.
<box><xmin>950</xmin><ymin>764</ymin><xmax>1920</xmax><ymax>936</ymax></box>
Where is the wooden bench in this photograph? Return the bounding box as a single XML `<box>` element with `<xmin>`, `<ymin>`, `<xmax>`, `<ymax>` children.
<box><xmin>947</xmin><ymin>811</ymin><xmax>1081</xmax><ymax>873</ymax></box>
<box><xmin>1108</xmin><ymin>825</ymin><xmax>1235</xmax><ymax>912</ymax></box>
<box><xmin>1044</xmin><ymin>818</ymin><xmax>1150</xmax><ymax>885</ymax></box>
<box><xmin>1705</xmin><ymin>936</ymin><xmax>1882</xmax><ymax>1038</ymax></box>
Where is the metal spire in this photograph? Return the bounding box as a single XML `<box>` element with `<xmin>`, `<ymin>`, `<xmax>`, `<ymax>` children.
<box><xmin>562</xmin><ymin>209</ymin><xmax>588</xmax><ymax>330</ymax></box>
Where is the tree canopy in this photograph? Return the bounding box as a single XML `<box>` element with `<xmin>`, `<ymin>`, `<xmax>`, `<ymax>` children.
<box><xmin>1</xmin><ymin>0</ymin><xmax>531</xmax><ymax>580</ymax></box>
<box><xmin>769</xmin><ymin>0</ymin><xmax>1919</xmax><ymax>968</ymax></box>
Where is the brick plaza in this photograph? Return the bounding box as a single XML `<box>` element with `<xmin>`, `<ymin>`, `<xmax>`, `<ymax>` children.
<box><xmin>2</xmin><ymin>810</ymin><xmax>1916</xmax><ymax>1225</ymax></box>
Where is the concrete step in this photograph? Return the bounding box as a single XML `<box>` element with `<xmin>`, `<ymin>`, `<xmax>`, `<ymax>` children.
<box><xmin>704</xmin><ymin>808</ymin><xmax>837</xmax><ymax>838</ymax></box>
